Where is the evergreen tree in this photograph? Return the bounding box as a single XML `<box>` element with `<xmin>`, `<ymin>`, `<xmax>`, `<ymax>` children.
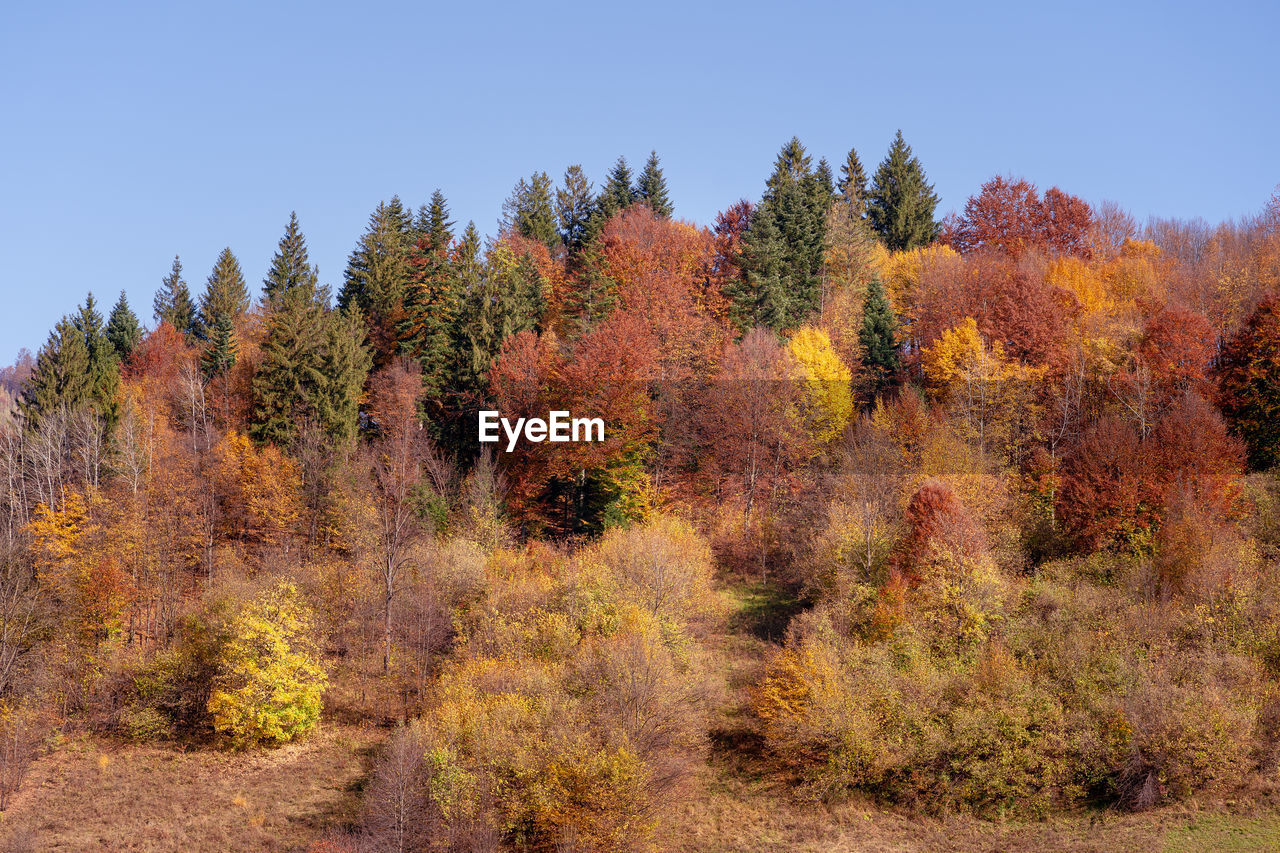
<box><xmin>401</xmin><ymin>215</ymin><xmax>464</xmax><ymax>400</ymax></box>
<box><xmin>556</xmin><ymin>165</ymin><xmax>595</xmax><ymax>252</ymax></box>
<box><xmin>200</xmin><ymin>248</ymin><xmax>250</xmax><ymax>330</ymax></box>
<box><xmin>731</xmin><ymin>137</ymin><xmax>830</xmax><ymax>331</ymax></box>
<box><xmin>75</xmin><ymin>293</ymin><xmax>121</xmax><ymax>426</ymax></box>
<box><xmin>814</xmin><ymin>157</ymin><xmax>835</xmax><ymax>205</ymax></box>
<box><xmin>263</xmin><ymin>212</ymin><xmax>322</xmax><ymax>306</ymax></box>
<box><xmin>250</xmin><ymin>290</ymin><xmax>370</xmax><ymax>448</ymax></box>
<box><xmin>418</xmin><ymin>190</ymin><xmax>454</xmax><ymax>253</ymax></box>
<box><xmin>105</xmin><ymin>290</ymin><xmax>142</xmax><ymax>362</ymax></box>
<box><xmin>339</xmin><ymin>200</ymin><xmax>414</xmax><ymax>365</ymax></box>
<box><xmin>454</xmin><ymin>237</ymin><xmax>545</xmax><ymax>394</ymax></box>
<box><xmin>858</xmin><ymin>275</ymin><xmax>901</xmax><ymax>396</ymax></box>
<box><xmin>867</xmin><ymin>130</ymin><xmax>940</xmax><ymax>251</ymax></box>
<box><xmin>201</xmin><ymin>311</ymin><xmax>238</xmax><ymax>378</ymax></box>
<box><xmin>838</xmin><ymin>146</ymin><xmax>869</xmax><ymax>215</ymax></box>
<box><xmin>154</xmin><ymin>255</ymin><xmax>200</xmax><ymax>337</ymax></box>
<box><xmin>635</xmin><ymin>150</ymin><xmax>674</xmax><ymax>218</ymax></box>
<box><xmin>501</xmin><ymin>173</ymin><xmax>558</xmax><ymax>251</ymax></box>
<box><xmin>597</xmin><ymin>156</ymin><xmax>636</xmax><ymax>219</ymax></box>
<box><xmin>20</xmin><ymin>315</ymin><xmax>93</xmax><ymax>428</ymax></box>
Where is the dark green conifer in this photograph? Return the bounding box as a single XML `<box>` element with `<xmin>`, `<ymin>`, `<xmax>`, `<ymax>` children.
<box><xmin>200</xmin><ymin>248</ymin><xmax>250</xmax><ymax>330</ymax></box>
<box><xmin>858</xmin><ymin>275</ymin><xmax>901</xmax><ymax>396</ymax></box>
<box><xmin>154</xmin><ymin>255</ymin><xmax>200</xmax><ymax>337</ymax></box>
<box><xmin>263</xmin><ymin>212</ymin><xmax>322</xmax><ymax>305</ymax></box>
<box><xmin>105</xmin><ymin>290</ymin><xmax>142</xmax><ymax>362</ymax></box>
<box><xmin>556</xmin><ymin>165</ymin><xmax>595</xmax><ymax>252</ymax></box>
<box><xmin>838</xmin><ymin>147</ymin><xmax>869</xmax><ymax>215</ymax></box>
<box><xmin>867</xmin><ymin>130</ymin><xmax>940</xmax><ymax>251</ymax></box>
<box><xmin>502</xmin><ymin>173</ymin><xmax>558</xmax><ymax>251</ymax></box>
<box><xmin>635</xmin><ymin>150</ymin><xmax>674</xmax><ymax>218</ymax></box>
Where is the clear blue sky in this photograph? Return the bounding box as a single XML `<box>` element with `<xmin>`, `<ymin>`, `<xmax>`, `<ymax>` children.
<box><xmin>2</xmin><ymin>0</ymin><xmax>1276</xmax><ymax>365</ymax></box>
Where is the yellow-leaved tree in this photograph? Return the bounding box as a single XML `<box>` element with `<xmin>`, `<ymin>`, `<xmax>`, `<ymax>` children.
<box><xmin>787</xmin><ymin>327</ymin><xmax>854</xmax><ymax>445</ymax></box>
<box><xmin>207</xmin><ymin>581</ymin><xmax>327</xmax><ymax>749</ymax></box>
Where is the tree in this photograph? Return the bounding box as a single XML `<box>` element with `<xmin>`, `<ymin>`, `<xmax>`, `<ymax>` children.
<box><xmin>944</xmin><ymin>176</ymin><xmax>1093</xmax><ymax>258</ymax></box>
<box><xmin>787</xmin><ymin>327</ymin><xmax>853</xmax><ymax>444</ymax></box>
<box><xmin>339</xmin><ymin>199</ymin><xmax>414</xmax><ymax>365</ymax></box>
<box><xmin>74</xmin><ymin>294</ymin><xmax>121</xmax><ymax>427</ymax></box>
<box><xmin>730</xmin><ymin>137</ymin><xmax>830</xmax><ymax>332</ymax></box>
<box><xmin>201</xmin><ymin>311</ymin><xmax>237</xmax><ymax>378</ymax></box>
<box><xmin>199</xmin><ymin>247</ymin><xmax>251</xmax><ymax>330</ymax></box>
<box><xmin>1218</xmin><ymin>292</ymin><xmax>1280</xmax><ymax>470</ymax></box>
<box><xmin>635</xmin><ymin>151</ymin><xmax>673</xmax><ymax>219</ymax></box>
<box><xmin>154</xmin><ymin>256</ymin><xmax>200</xmax><ymax>338</ymax></box>
<box><xmin>250</xmin><ymin>292</ymin><xmax>372</xmax><ymax>448</ymax></box>
<box><xmin>557</xmin><ymin>165</ymin><xmax>596</xmax><ymax>252</ymax></box>
<box><xmin>502</xmin><ymin>172</ymin><xmax>558</xmax><ymax>251</ymax></box>
<box><xmin>598</xmin><ymin>156</ymin><xmax>636</xmax><ymax>220</ymax></box>
<box><xmin>263</xmin><ymin>212</ymin><xmax>321</xmax><ymax>306</ymax></box>
<box><xmin>867</xmin><ymin>130</ymin><xmax>940</xmax><ymax>251</ymax></box>
<box><xmin>207</xmin><ymin>582</ymin><xmax>327</xmax><ymax>749</ymax></box>
<box><xmin>838</xmin><ymin>146</ymin><xmax>869</xmax><ymax>216</ymax></box>
<box><xmin>858</xmin><ymin>275</ymin><xmax>900</xmax><ymax>397</ymax></box>
<box><xmin>20</xmin><ymin>317</ymin><xmax>92</xmax><ymax>429</ymax></box>
<box><xmin>105</xmin><ymin>291</ymin><xmax>142</xmax><ymax>362</ymax></box>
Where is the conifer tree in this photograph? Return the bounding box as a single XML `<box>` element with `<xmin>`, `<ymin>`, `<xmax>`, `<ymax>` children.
<box><xmin>858</xmin><ymin>275</ymin><xmax>900</xmax><ymax>396</ymax></box>
<box><xmin>105</xmin><ymin>290</ymin><xmax>142</xmax><ymax>361</ymax></box>
<box><xmin>20</xmin><ymin>316</ymin><xmax>93</xmax><ymax>428</ymax></box>
<box><xmin>418</xmin><ymin>190</ymin><xmax>454</xmax><ymax>253</ymax></box>
<box><xmin>263</xmin><ymin>212</ymin><xmax>322</xmax><ymax>306</ymax></box>
<box><xmin>598</xmin><ymin>156</ymin><xmax>636</xmax><ymax>219</ymax></box>
<box><xmin>867</xmin><ymin>130</ymin><xmax>940</xmax><ymax>251</ymax></box>
<box><xmin>502</xmin><ymin>173</ymin><xmax>558</xmax><ymax>251</ymax></box>
<box><xmin>75</xmin><ymin>293</ymin><xmax>121</xmax><ymax>427</ymax></box>
<box><xmin>730</xmin><ymin>137</ymin><xmax>829</xmax><ymax>331</ymax></box>
<box><xmin>340</xmin><ymin>201</ymin><xmax>414</xmax><ymax>365</ymax></box>
<box><xmin>838</xmin><ymin>146</ymin><xmax>869</xmax><ymax>215</ymax></box>
<box><xmin>401</xmin><ymin>215</ymin><xmax>464</xmax><ymax>399</ymax></box>
<box><xmin>635</xmin><ymin>150</ymin><xmax>674</xmax><ymax>218</ymax></box>
<box><xmin>250</xmin><ymin>290</ymin><xmax>370</xmax><ymax>448</ymax></box>
<box><xmin>556</xmin><ymin>165</ymin><xmax>595</xmax><ymax>252</ymax></box>
<box><xmin>154</xmin><ymin>255</ymin><xmax>200</xmax><ymax>338</ymax></box>
<box><xmin>200</xmin><ymin>248</ymin><xmax>250</xmax><ymax>330</ymax></box>
<box><xmin>202</xmin><ymin>312</ymin><xmax>238</xmax><ymax>378</ymax></box>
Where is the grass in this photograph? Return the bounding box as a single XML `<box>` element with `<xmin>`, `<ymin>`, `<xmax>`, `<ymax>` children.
<box><xmin>0</xmin><ymin>725</ymin><xmax>382</xmax><ymax>851</ymax></box>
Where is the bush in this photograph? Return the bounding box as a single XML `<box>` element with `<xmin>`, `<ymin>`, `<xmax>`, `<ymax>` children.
<box><xmin>207</xmin><ymin>581</ymin><xmax>328</xmax><ymax>749</ymax></box>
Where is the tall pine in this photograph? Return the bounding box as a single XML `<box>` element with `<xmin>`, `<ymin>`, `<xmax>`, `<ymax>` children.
<box><xmin>105</xmin><ymin>290</ymin><xmax>142</xmax><ymax>361</ymax></box>
<box><xmin>263</xmin><ymin>212</ymin><xmax>322</xmax><ymax>306</ymax></box>
<box><xmin>556</xmin><ymin>165</ymin><xmax>595</xmax><ymax>252</ymax></box>
<box><xmin>838</xmin><ymin>146</ymin><xmax>869</xmax><ymax>216</ymax></box>
<box><xmin>502</xmin><ymin>173</ymin><xmax>558</xmax><ymax>251</ymax></box>
<box><xmin>858</xmin><ymin>275</ymin><xmax>900</xmax><ymax>396</ymax></box>
<box><xmin>200</xmin><ymin>247</ymin><xmax>250</xmax><ymax>329</ymax></box>
<box><xmin>867</xmin><ymin>130</ymin><xmax>940</xmax><ymax>251</ymax></box>
<box><xmin>154</xmin><ymin>255</ymin><xmax>200</xmax><ymax>338</ymax></box>
<box><xmin>339</xmin><ymin>199</ymin><xmax>415</xmax><ymax>365</ymax></box>
<box><xmin>635</xmin><ymin>150</ymin><xmax>673</xmax><ymax>218</ymax></box>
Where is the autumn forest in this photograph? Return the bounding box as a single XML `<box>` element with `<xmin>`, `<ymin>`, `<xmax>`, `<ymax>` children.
<box><xmin>2</xmin><ymin>133</ymin><xmax>1280</xmax><ymax>850</ymax></box>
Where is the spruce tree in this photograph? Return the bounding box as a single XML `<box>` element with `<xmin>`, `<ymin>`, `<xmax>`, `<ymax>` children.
<box><xmin>419</xmin><ymin>190</ymin><xmax>454</xmax><ymax>253</ymax></box>
<box><xmin>731</xmin><ymin>137</ymin><xmax>830</xmax><ymax>332</ymax></box>
<box><xmin>72</xmin><ymin>294</ymin><xmax>121</xmax><ymax>427</ymax></box>
<box><xmin>339</xmin><ymin>200</ymin><xmax>414</xmax><ymax>365</ymax></box>
<box><xmin>867</xmin><ymin>130</ymin><xmax>940</xmax><ymax>251</ymax></box>
<box><xmin>20</xmin><ymin>316</ymin><xmax>93</xmax><ymax>428</ymax></box>
<box><xmin>105</xmin><ymin>290</ymin><xmax>142</xmax><ymax>361</ymax></box>
<box><xmin>556</xmin><ymin>165</ymin><xmax>595</xmax><ymax>252</ymax></box>
<box><xmin>858</xmin><ymin>275</ymin><xmax>901</xmax><ymax>396</ymax></box>
<box><xmin>838</xmin><ymin>147</ymin><xmax>869</xmax><ymax>215</ymax></box>
<box><xmin>200</xmin><ymin>248</ymin><xmax>250</xmax><ymax>330</ymax></box>
<box><xmin>502</xmin><ymin>173</ymin><xmax>558</xmax><ymax>251</ymax></box>
<box><xmin>401</xmin><ymin>214</ymin><xmax>463</xmax><ymax>400</ymax></box>
<box><xmin>154</xmin><ymin>255</ymin><xmax>200</xmax><ymax>337</ymax></box>
<box><xmin>201</xmin><ymin>311</ymin><xmax>238</xmax><ymax>378</ymax></box>
<box><xmin>263</xmin><ymin>212</ymin><xmax>321</xmax><ymax>305</ymax></box>
<box><xmin>635</xmin><ymin>150</ymin><xmax>674</xmax><ymax>218</ymax></box>
<box><xmin>598</xmin><ymin>156</ymin><xmax>636</xmax><ymax>219</ymax></box>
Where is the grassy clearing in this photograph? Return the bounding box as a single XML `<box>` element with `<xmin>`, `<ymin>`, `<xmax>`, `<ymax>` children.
<box><xmin>0</xmin><ymin>725</ymin><xmax>381</xmax><ymax>852</ymax></box>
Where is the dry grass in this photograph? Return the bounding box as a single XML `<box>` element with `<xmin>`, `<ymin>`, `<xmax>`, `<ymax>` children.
<box><xmin>0</xmin><ymin>725</ymin><xmax>382</xmax><ymax>852</ymax></box>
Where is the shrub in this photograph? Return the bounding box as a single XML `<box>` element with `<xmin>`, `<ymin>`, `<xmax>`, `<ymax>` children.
<box><xmin>207</xmin><ymin>581</ymin><xmax>328</xmax><ymax>749</ymax></box>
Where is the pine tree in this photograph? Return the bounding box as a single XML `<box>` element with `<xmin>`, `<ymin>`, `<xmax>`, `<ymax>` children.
<box><xmin>105</xmin><ymin>290</ymin><xmax>142</xmax><ymax>361</ymax></box>
<box><xmin>200</xmin><ymin>248</ymin><xmax>250</xmax><ymax>330</ymax></box>
<box><xmin>401</xmin><ymin>215</ymin><xmax>463</xmax><ymax>400</ymax></box>
<box><xmin>635</xmin><ymin>150</ymin><xmax>674</xmax><ymax>218</ymax></box>
<box><xmin>154</xmin><ymin>255</ymin><xmax>200</xmax><ymax>338</ymax></box>
<box><xmin>598</xmin><ymin>156</ymin><xmax>636</xmax><ymax>219</ymax></box>
<box><xmin>339</xmin><ymin>201</ymin><xmax>414</xmax><ymax>365</ymax></box>
<box><xmin>75</xmin><ymin>294</ymin><xmax>121</xmax><ymax>427</ymax></box>
<box><xmin>838</xmin><ymin>146</ymin><xmax>869</xmax><ymax>215</ymax></box>
<box><xmin>501</xmin><ymin>173</ymin><xmax>558</xmax><ymax>251</ymax></box>
<box><xmin>419</xmin><ymin>190</ymin><xmax>454</xmax><ymax>253</ymax></box>
<box><xmin>20</xmin><ymin>316</ymin><xmax>93</xmax><ymax>428</ymax></box>
<box><xmin>250</xmin><ymin>290</ymin><xmax>370</xmax><ymax>448</ymax></box>
<box><xmin>867</xmin><ymin>130</ymin><xmax>940</xmax><ymax>251</ymax></box>
<box><xmin>201</xmin><ymin>311</ymin><xmax>238</xmax><ymax>378</ymax></box>
<box><xmin>556</xmin><ymin>165</ymin><xmax>595</xmax><ymax>252</ymax></box>
<box><xmin>858</xmin><ymin>275</ymin><xmax>900</xmax><ymax>396</ymax></box>
<box><xmin>731</xmin><ymin>137</ymin><xmax>830</xmax><ymax>332</ymax></box>
<box><xmin>263</xmin><ymin>212</ymin><xmax>321</xmax><ymax>306</ymax></box>
<box><xmin>454</xmin><ymin>237</ymin><xmax>544</xmax><ymax>394</ymax></box>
